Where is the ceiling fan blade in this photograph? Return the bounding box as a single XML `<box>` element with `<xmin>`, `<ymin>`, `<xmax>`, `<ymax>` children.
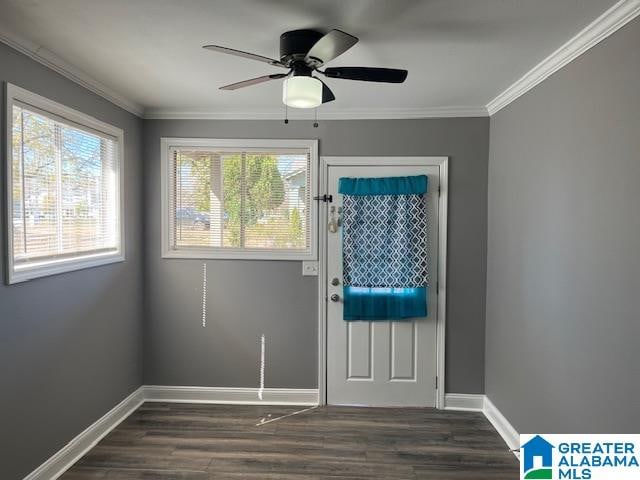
<box><xmin>203</xmin><ymin>45</ymin><xmax>285</xmax><ymax>68</ymax></box>
<box><xmin>323</xmin><ymin>67</ymin><xmax>408</xmax><ymax>83</ymax></box>
<box><xmin>318</xmin><ymin>79</ymin><xmax>335</xmax><ymax>104</ymax></box>
<box><xmin>304</xmin><ymin>29</ymin><xmax>358</xmax><ymax>65</ymax></box>
<box><xmin>219</xmin><ymin>73</ymin><xmax>288</xmax><ymax>91</ymax></box>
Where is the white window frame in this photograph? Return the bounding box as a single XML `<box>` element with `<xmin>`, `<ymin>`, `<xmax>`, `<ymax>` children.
<box><xmin>5</xmin><ymin>83</ymin><xmax>125</xmax><ymax>284</ymax></box>
<box><xmin>161</xmin><ymin>137</ymin><xmax>318</xmax><ymax>261</ymax></box>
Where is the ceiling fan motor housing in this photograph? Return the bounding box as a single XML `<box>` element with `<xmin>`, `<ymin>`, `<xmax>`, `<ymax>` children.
<box><xmin>280</xmin><ymin>29</ymin><xmax>324</xmax><ymax>66</ymax></box>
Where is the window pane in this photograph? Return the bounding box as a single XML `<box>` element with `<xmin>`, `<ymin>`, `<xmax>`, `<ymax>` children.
<box><xmin>169</xmin><ymin>146</ymin><xmax>312</xmax><ymax>256</ymax></box>
<box><xmin>19</xmin><ymin>107</ymin><xmax>59</xmax><ymax>261</ymax></box>
<box><xmin>61</xmin><ymin>124</ymin><xmax>114</xmax><ymax>254</ymax></box>
<box><xmin>243</xmin><ymin>153</ymin><xmax>308</xmax><ymax>250</ymax></box>
<box><xmin>174</xmin><ymin>151</ymin><xmax>217</xmax><ymax>248</ymax></box>
<box><xmin>11</xmin><ymin>104</ymin><xmax>119</xmax><ymax>266</ymax></box>
<box><xmin>12</xmin><ymin>105</ymin><xmax>25</xmax><ymax>255</ymax></box>
<box><xmin>222</xmin><ymin>153</ymin><xmax>242</xmax><ymax>248</ymax></box>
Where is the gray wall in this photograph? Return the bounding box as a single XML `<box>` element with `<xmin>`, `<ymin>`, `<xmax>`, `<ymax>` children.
<box><xmin>0</xmin><ymin>43</ymin><xmax>144</xmax><ymax>479</ymax></box>
<box><xmin>0</xmin><ymin>32</ymin><xmax>490</xmax><ymax>480</ymax></box>
<box><xmin>5</xmin><ymin>10</ymin><xmax>640</xmax><ymax>477</ymax></box>
<box><xmin>485</xmin><ymin>18</ymin><xmax>640</xmax><ymax>433</ymax></box>
<box><xmin>143</xmin><ymin>117</ymin><xmax>489</xmax><ymax>394</ymax></box>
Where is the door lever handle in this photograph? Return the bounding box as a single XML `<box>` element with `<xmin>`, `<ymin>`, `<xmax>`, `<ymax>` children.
<box><xmin>330</xmin><ymin>294</ymin><xmax>340</xmax><ymax>302</ymax></box>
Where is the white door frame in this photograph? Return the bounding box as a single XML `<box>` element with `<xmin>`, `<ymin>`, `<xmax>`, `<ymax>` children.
<box><xmin>317</xmin><ymin>156</ymin><xmax>449</xmax><ymax>409</ymax></box>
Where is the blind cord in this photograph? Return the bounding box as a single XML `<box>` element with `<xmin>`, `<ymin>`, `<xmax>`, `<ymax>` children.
<box><xmin>201</xmin><ymin>263</ymin><xmax>207</xmax><ymax>328</ymax></box>
<box><xmin>258</xmin><ymin>334</ymin><xmax>265</xmax><ymax>400</ymax></box>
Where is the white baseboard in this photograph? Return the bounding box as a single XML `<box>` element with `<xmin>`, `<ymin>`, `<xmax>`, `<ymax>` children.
<box><xmin>483</xmin><ymin>396</ymin><xmax>520</xmax><ymax>454</ymax></box>
<box><xmin>445</xmin><ymin>393</ymin><xmax>520</xmax><ymax>458</ymax></box>
<box><xmin>24</xmin><ymin>387</ymin><xmax>518</xmax><ymax>479</ymax></box>
<box><xmin>143</xmin><ymin>385</ymin><xmax>319</xmax><ymax>406</ymax></box>
<box><xmin>23</xmin><ymin>385</ymin><xmax>318</xmax><ymax>479</ymax></box>
<box><xmin>23</xmin><ymin>386</ymin><xmax>145</xmax><ymax>480</ymax></box>
<box><xmin>444</xmin><ymin>393</ymin><xmax>485</xmax><ymax>411</ymax></box>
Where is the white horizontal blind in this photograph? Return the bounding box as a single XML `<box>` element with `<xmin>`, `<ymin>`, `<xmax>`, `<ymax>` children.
<box><xmin>169</xmin><ymin>147</ymin><xmax>311</xmax><ymax>255</ymax></box>
<box><xmin>11</xmin><ymin>103</ymin><xmax>120</xmax><ymax>267</ymax></box>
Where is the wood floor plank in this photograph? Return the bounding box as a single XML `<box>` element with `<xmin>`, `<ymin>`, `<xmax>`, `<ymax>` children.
<box><xmin>61</xmin><ymin>403</ymin><xmax>518</xmax><ymax>479</ymax></box>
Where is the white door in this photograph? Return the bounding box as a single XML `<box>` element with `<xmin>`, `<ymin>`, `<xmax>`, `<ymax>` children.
<box><xmin>326</xmin><ymin>162</ymin><xmax>440</xmax><ymax>407</ymax></box>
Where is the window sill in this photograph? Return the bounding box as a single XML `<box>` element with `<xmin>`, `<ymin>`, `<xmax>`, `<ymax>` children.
<box><xmin>8</xmin><ymin>251</ymin><xmax>125</xmax><ymax>284</ymax></box>
<box><xmin>162</xmin><ymin>248</ymin><xmax>316</xmax><ymax>261</ymax></box>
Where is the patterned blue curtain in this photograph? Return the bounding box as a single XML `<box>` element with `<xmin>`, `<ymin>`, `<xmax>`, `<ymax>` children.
<box><xmin>339</xmin><ymin>175</ymin><xmax>430</xmax><ymax>321</ymax></box>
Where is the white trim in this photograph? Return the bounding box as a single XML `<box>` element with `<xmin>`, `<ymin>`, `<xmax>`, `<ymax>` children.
<box><xmin>5</xmin><ymin>85</ymin><xmax>124</xmax><ymax>156</ymax></box>
<box><xmin>317</xmin><ymin>155</ymin><xmax>328</xmax><ymax>405</ymax></box>
<box><xmin>0</xmin><ymin>29</ymin><xmax>144</xmax><ymax>117</ymax></box>
<box><xmin>160</xmin><ymin>137</ymin><xmax>318</xmax><ymax>261</ymax></box>
<box><xmin>144</xmin><ymin>106</ymin><xmax>488</xmax><ymax>120</ymax></box>
<box><xmin>447</xmin><ymin>394</ymin><xmax>520</xmax><ymax>458</ymax></box>
<box><xmin>23</xmin><ymin>387</ymin><xmax>144</xmax><ymax>480</ymax></box>
<box><xmin>160</xmin><ymin>249</ymin><xmax>314</xmax><ymax>261</ymax></box>
<box><xmin>318</xmin><ymin>156</ymin><xmax>448</xmax><ymax>409</ymax></box>
<box><xmin>143</xmin><ymin>385</ymin><xmax>319</xmax><ymax>406</ymax></box>
<box><xmin>444</xmin><ymin>393</ymin><xmax>485</xmax><ymax>412</ymax></box>
<box><xmin>9</xmin><ymin>251</ymin><xmax>127</xmax><ymax>284</ymax></box>
<box><xmin>487</xmin><ymin>0</ymin><xmax>640</xmax><ymax>115</ymax></box>
<box><xmin>24</xmin><ymin>387</ymin><xmax>521</xmax><ymax>479</ymax></box>
<box><xmin>22</xmin><ymin>385</ymin><xmax>317</xmax><ymax>479</ymax></box>
<box><xmin>5</xmin><ymin>83</ymin><xmax>125</xmax><ymax>285</ymax></box>
<box><xmin>435</xmin><ymin>158</ymin><xmax>448</xmax><ymax>410</ymax></box>
<box><xmin>484</xmin><ymin>396</ymin><xmax>520</xmax><ymax>454</ymax></box>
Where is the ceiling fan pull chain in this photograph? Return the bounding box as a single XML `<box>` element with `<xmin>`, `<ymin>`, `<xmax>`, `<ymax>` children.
<box><xmin>283</xmin><ymin>79</ymin><xmax>289</xmax><ymax>124</ymax></box>
<box><xmin>313</xmin><ymin>107</ymin><xmax>319</xmax><ymax>128</ymax></box>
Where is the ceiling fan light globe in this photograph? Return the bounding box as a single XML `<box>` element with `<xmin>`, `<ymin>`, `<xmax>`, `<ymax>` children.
<box><xmin>283</xmin><ymin>76</ymin><xmax>322</xmax><ymax>108</ymax></box>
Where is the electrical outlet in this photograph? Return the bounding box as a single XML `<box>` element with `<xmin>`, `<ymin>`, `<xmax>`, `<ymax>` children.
<box><xmin>302</xmin><ymin>261</ymin><xmax>318</xmax><ymax>276</ymax></box>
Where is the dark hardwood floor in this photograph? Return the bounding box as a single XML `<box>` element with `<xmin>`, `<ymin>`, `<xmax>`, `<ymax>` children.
<box><xmin>61</xmin><ymin>402</ymin><xmax>518</xmax><ymax>479</ymax></box>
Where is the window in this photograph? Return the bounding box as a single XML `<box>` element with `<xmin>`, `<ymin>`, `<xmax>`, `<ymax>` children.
<box><xmin>6</xmin><ymin>84</ymin><xmax>124</xmax><ymax>284</ymax></box>
<box><xmin>161</xmin><ymin>138</ymin><xmax>317</xmax><ymax>260</ymax></box>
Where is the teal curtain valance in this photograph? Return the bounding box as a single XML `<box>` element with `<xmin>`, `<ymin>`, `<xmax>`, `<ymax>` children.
<box><xmin>338</xmin><ymin>174</ymin><xmax>428</xmax><ymax>196</ymax></box>
<box><xmin>340</xmin><ymin>174</ymin><xmax>430</xmax><ymax>321</ymax></box>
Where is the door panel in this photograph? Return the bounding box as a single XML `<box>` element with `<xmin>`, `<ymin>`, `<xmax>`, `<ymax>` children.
<box><xmin>390</xmin><ymin>322</ymin><xmax>416</xmax><ymax>381</ymax></box>
<box><xmin>347</xmin><ymin>322</ymin><xmax>373</xmax><ymax>379</ymax></box>
<box><xmin>326</xmin><ymin>164</ymin><xmax>439</xmax><ymax>407</ymax></box>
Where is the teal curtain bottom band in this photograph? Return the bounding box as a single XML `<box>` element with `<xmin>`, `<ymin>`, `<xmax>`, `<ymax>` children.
<box><xmin>343</xmin><ymin>286</ymin><xmax>427</xmax><ymax>321</ymax></box>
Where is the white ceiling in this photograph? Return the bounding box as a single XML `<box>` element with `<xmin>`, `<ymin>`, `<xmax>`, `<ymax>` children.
<box><xmin>0</xmin><ymin>0</ymin><xmax>620</xmax><ymax>118</ymax></box>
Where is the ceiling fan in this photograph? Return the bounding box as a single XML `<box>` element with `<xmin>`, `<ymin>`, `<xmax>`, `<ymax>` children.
<box><xmin>203</xmin><ymin>29</ymin><xmax>408</xmax><ymax>109</ymax></box>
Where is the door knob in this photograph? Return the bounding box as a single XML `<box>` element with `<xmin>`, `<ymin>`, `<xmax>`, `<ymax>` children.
<box><xmin>330</xmin><ymin>294</ymin><xmax>340</xmax><ymax>302</ymax></box>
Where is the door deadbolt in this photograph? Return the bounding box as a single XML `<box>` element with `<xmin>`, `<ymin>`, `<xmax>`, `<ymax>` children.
<box><xmin>331</xmin><ymin>277</ymin><xmax>340</xmax><ymax>286</ymax></box>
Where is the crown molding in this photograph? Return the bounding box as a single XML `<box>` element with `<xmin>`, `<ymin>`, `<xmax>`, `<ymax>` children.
<box><xmin>1</xmin><ymin>27</ymin><xmax>484</xmax><ymax>120</ymax></box>
<box><xmin>5</xmin><ymin>0</ymin><xmax>637</xmax><ymax>121</ymax></box>
<box><xmin>487</xmin><ymin>0</ymin><xmax>640</xmax><ymax>115</ymax></box>
<box><xmin>143</xmin><ymin>105</ymin><xmax>488</xmax><ymax>120</ymax></box>
<box><xmin>0</xmin><ymin>28</ymin><xmax>144</xmax><ymax>117</ymax></box>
